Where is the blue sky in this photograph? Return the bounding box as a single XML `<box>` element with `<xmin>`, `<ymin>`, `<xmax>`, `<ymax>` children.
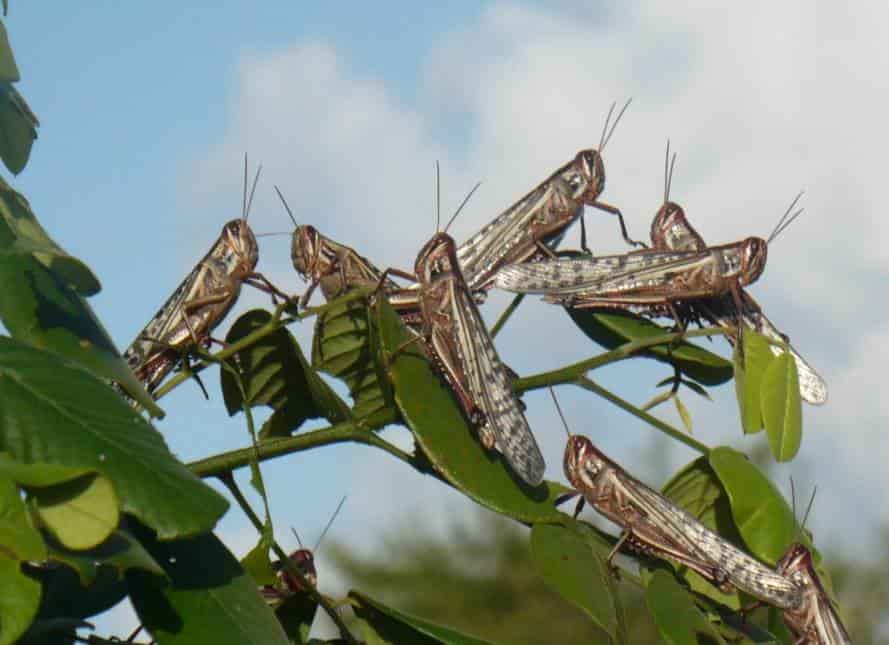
<box><xmin>6</xmin><ymin>1</ymin><xmax>886</xmax><ymax>638</ymax></box>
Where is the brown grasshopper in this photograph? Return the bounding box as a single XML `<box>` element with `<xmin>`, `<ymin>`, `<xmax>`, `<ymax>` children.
<box><xmin>377</xmin><ymin>225</ymin><xmax>546</xmax><ymax>486</ymax></box>
<box><xmin>775</xmin><ymin>543</ymin><xmax>852</xmax><ymax>644</ymax></box>
<box><xmin>561</xmin><ymin>431</ymin><xmax>803</xmax><ymax>610</ymax></box>
<box><xmin>647</xmin><ymin>148</ymin><xmax>826</xmax><ymax>404</ymax></box>
<box><xmin>123</xmin><ymin>160</ymin><xmax>286</xmax><ymax>395</ymax></box>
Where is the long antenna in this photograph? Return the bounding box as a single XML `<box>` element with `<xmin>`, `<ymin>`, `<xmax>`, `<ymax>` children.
<box><xmin>290</xmin><ymin>526</ymin><xmax>304</xmax><ymax>549</ymax></box>
<box><xmin>242</xmin><ymin>154</ymin><xmax>249</xmax><ymax>221</ymax></box>
<box><xmin>664</xmin><ymin>140</ymin><xmax>677</xmax><ymax>204</ymax></box>
<box><xmin>274</xmin><ymin>185</ymin><xmax>298</xmax><ymax>227</ymax></box>
<box><xmin>255</xmin><ymin>231</ymin><xmax>292</xmax><ymax>238</ymax></box>
<box><xmin>314</xmin><ymin>495</ymin><xmax>347</xmax><ymax>552</ymax></box>
<box><xmin>443</xmin><ymin>181</ymin><xmax>482</xmax><ymax>234</ymax></box>
<box><xmin>767</xmin><ymin>191</ymin><xmax>804</xmax><ymax>244</ymax></box>
<box><xmin>244</xmin><ymin>164</ymin><xmax>262</xmax><ymax>222</ymax></box>
<box><xmin>548</xmin><ymin>386</ymin><xmax>572</xmax><ymax>438</ymax></box>
<box><xmin>800</xmin><ymin>485</ymin><xmax>817</xmax><ymax>534</ymax></box>
<box><xmin>600</xmin><ymin>98</ymin><xmax>632</xmax><ymax>152</ymax></box>
<box><xmin>435</xmin><ymin>161</ymin><xmax>441</xmax><ymax>234</ymax></box>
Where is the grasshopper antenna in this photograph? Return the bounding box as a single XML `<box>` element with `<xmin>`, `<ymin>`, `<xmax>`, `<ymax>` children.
<box><xmin>664</xmin><ymin>140</ymin><xmax>677</xmax><ymax>204</ymax></box>
<box><xmin>800</xmin><ymin>485</ymin><xmax>817</xmax><ymax>535</ymax></box>
<box><xmin>242</xmin><ymin>154</ymin><xmax>248</xmax><ymax>221</ymax></box>
<box><xmin>443</xmin><ymin>181</ymin><xmax>483</xmax><ymax>234</ymax></box>
<box><xmin>600</xmin><ymin>98</ymin><xmax>632</xmax><ymax>152</ymax></box>
<box><xmin>255</xmin><ymin>232</ymin><xmax>292</xmax><ymax>238</ymax></box>
<box><xmin>274</xmin><ymin>185</ymin><xmax>298</xmax><ymax>227</ymax></box>
<box><xmin>290</xmin><ymin>526</ymin><xmax>304</xmax><ymax>549</ymax></box>
<box><xmin>314</xmin><ymin>496</ymin><xmax>347</xmax><ymax>551</ymax></box>
<box><xmin>434</xmin><ymin>160</ymin><xmax>441</xmax><ymax>234</ymax></box>
<box><xmin>767</xmin><ymin>191</ymin><xmax>804</xmax><ymax>244</ymax></box>
<box><xmin>548</xmin><ymin>386</ymin><xmax>572</xmax><ymax>438</ymax></box>
<box><xmin>245</xmin><ymin>163</ymin><xmax>262</xmax><ymax>222</ymax></box>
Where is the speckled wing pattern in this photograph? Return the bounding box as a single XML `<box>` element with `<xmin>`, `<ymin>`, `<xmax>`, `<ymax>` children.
<box><xmin>618</xmin><ymin>472</ymin><xmax>802</xmax><ymax>610</ymax></box>
<box><xmin>448</xmin><ymin>280</ymin><xmax>546</xmax><ymax>486</ymax></box>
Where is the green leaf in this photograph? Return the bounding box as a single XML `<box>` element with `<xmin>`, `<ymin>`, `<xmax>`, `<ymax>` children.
<box><xmin>127</xmin><ymin>525</ymin><xmax>291</xmax><ymax>645</ymax></box>
<box><xmin>733</xmin><ymin>330</ymin><xmax>774</xmax><ymax>435</ymax></box>
<box><xmin>674</xmin><ymin>396</ymin><xmax>693</xmax><ymax>434</ymax></box>
<box><xmin>221</xmin><ymin>309</ymin><xmax>350</xmax><ymax>439</ymax></box>
<box><xmin>566</xmin><ymin>309</ymin><xmax>733</xmax><ymax>386</ymax></box>
<box><xmin>708</xmin><ymin>447</ymin><xmax>796</xmax><ymax>564</ymax></box>
<box><xmin>0</xmin><ymin>338</ymin><xmax>227</xmax><ymax>538</ymax></box>
<box><xmin>644</xmin><ymin>570</ymin><xmax>726</xmax><ymax>645</ymax></box>
<box><xmin>659</xmin><ymin>457</ymin><xmax>745</xmax><ymax>609</ymax></box>
<box><xmin>640</xmin><ymin>389</ymin><xmax>673</xmax><ymax>412</ymax></box>
<box><xmin>0</xmin><ymin>81</ymin><xmax>36</xmax><ymax>174</ymax></box>
<box><xmin>349</xmin><ymin>590</ymin><xmax>494</xmax><ymax>645</ymax></box>
<box><xmin>0</xmin><ymin>454</ymin><xmax>89</xmax><ymax>487</ymax></box>
<box><xmin>530</xmin><ymin>521</ymin><xmax>625</xmax><ymax>643</ymax></box>
<box><xmin>374</xmin><ymin>297</ymin><xmax>569</xmax><ymax>523</ymax></box>
<box><xmin>0</xmin><ymin>22</ymin><xmax>19</xmax><ymax>82</ymax></box>
<box><xmin>44</xmin><ymin>526</ymin><xmax>164</xmax><ymax>586</ymax></box>
<box><xmin>0</xmin><ymin>191</ymin><xmax>161</xmax><ymax>416</ymax></box>
<box><xmin>312</xmin><ymin>288</ymin><xmax>392</xmax><ymax>421</ymax></box>
<box><xmin>273</xmin><ymin>593</ymin><xmax>318</xmax><ymax>645</ymax></box>
<box><xmin>29</xmin><ymin>473</ymin><xmax>119</xmax><ymax>551</ymax></box>
<box><xmin>241</xmin><ymin>527</ymin><xmax>276</xmax><ymax>587</ymax></box>
<box><xmin>760</xmin><ymin>353</ymin><xmax>802</xmax><ymax>461</ymax></box>
<box><xmin>0</xmin><ymin>473</ymin><xmax>43</xmax><ymax>645</ymax></box>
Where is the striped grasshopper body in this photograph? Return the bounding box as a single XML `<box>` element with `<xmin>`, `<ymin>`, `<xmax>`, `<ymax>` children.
<box><xmin>649</xmin><ymin>202</ymin><xmax>827</xmax><ymax>405</ymax></box>
<box><xmin>775</xmin><ymin>543</ymin><xmax>852</xmax><ymax>644</ymax></box>
<box><xmin>400</xmin><ymin>232</ymin><xmax>546</xmax><ymax>486</ymax></box>
<box><xmin>563</xmin><ymin>434</ymin><xmax>803</xmax><ymax>610</ymax></box>
<box><xmin>493</xmin><ymin>235</ymin><xmax>767</xmax><ymax>316</ymax></box>
<box><xmin>123</xmin><ymin>218</ymin><xmax>261</xmax><ymax>394</ymax></box>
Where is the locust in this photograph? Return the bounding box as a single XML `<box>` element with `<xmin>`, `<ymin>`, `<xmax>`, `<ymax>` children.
<box><xmin>261</xmin><ymin>497</ymin><xmax>346</xmax><ymax>607</ymax></box>
<box><xmin>123</xmin><ymin>160</ymin><xmax>286</xmax><ymax>396</ymax></box>
<box><xmin>646</xmin><ymin>149</ymin><xmax>826</xmax><ymax>404</ymax></box>
<box><xmin>281</xmin><ymin>100</ymin><xmax>642</xmax><ymax>315</ymax></box>
<box><xmin>378</xmin><ymin>219</ymin><xmax>546</xmax><ymax>486</ymax></box>
<box><xmin>561</xmin><ymin>431</ymin><xmax>802</xmax><ymax>610</ymax></box>
<box><xmin>774</xmin><ymin>543</ymin><xmax>852</xmax><ymax>644</ymax></box>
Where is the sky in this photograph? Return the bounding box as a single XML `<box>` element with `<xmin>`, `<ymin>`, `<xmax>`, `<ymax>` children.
<box><xmin>6</xmin><ymin>1</ymin><xmax>886</xmax><ymax>638</ymax></box>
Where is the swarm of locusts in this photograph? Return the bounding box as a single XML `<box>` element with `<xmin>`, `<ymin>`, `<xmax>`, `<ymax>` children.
<box><xmin>118</xmin><ymin>102</ymin><xmax>847</xmax><ymax>643</ymax></box>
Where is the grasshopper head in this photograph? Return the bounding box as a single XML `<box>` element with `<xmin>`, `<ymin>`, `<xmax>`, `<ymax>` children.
<box><xmin>222</xmin><ymin>219</ymin><xmax>259</xmax><ymax>274</ymax></box>
<box><xmin>291</xmin><ymin>225</ymin><xmax>322</xmax><ymax>279</ymax></box>
<box><xmin>277</xmin><ymin>548</ymin><xmax>317</xmax><ymax>592</ymax></box>
<box><xmin>415</xmin><ymin>232</ymin><xmax>460</xmax><ymax>282</ymax></box>
<box><xmin>563</xmin><ymin>435</ymin><xmax>603</xmax><ymax>490</ymax></box>
<box><xmin>574</xmin><ymin>149</ymin><xmax>606</xmax><ymax>204</ymax></box>
<box><xmin>650</xmin><ymin>201</ymin><xmax>705</xmax><ymax>252</ymax></box>
<box><xmin>739</xmin><ymin>236</ymin><xmax>768</xmax><ymax>286</ymax></box>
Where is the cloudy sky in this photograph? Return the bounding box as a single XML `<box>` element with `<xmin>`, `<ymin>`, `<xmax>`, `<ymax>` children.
<box><xmin>8</xmin><ymin>1</ymin><xmax>884</xmax><ymax>637</ymax></box>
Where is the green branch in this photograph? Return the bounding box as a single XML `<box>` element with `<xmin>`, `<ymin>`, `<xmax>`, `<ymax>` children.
<box><xmin>513</xmin><ymin>326</ymin><xmax>730</xmax><ymax>393</ymax></box>
<box><xmin>574</xmin><ymin>375</ymin><xmax>710</xmax><ymax>455</ymax></box>
<box><xmin>490</xmin><ymin>293</ymin><xmax>525</xmax><ymax>338</ymax></box>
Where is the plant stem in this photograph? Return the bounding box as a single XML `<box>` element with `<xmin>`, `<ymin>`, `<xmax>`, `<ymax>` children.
<box><xmin>188</xmin><ymin>408</ymin><xmax>405</xmax><ymax>478</ymax></box>
<box><xmin>574</xmin><ymin>375</ymin><xmax>710</xmax><ymax>455</ymax></box>
<box><xmin>153</xmin><ymin>289</ymin><xmax>370</xmax><ymax>401</ymax></box>
<box><xmin>490</xmin><ymin>294</ymin><xmax>525</xmax><ymax>338</ymax></box>
<box><xmin>513</xmin><ymin>325</ymin><xmax>730</xmax><ymax>393</ymax></box>
<box><xmin>217</xmin><ymin>473</ymin><xmax>358</xmax><ymax>645</ymax></box>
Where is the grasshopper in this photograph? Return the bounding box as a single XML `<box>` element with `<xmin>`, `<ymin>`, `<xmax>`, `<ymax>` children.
<box><xmin>261</xmin><ymin>497</ymin><xmax>346</xmax><ymax>607</ymax></box>
<box><xmin>647</xmin><ymin>149</ymin><xmax>826</xmax><ymax>404</ymax></box>
<box><xmin>123</xmin><ymin>160</ymin><xmax>286</xmax><ymax>395</ymax></box>
<box><xmin>282</xmin><ymin>100</ymin><xmax>642</xmax><ymax>314</ymax></box>
<box><xmin>378</xmin><ymin>223</ymin><xmax>546</xmax><ymax>486</ymax></box>
<box><xmin>561</xmin><ymin>431</ymin><xmax>802</xmax><ymax>610</ymax></box>
<box><xmin>774</xmin><ymin>543</ymin><xmax>852</xmax><ymax>644</ymax></box>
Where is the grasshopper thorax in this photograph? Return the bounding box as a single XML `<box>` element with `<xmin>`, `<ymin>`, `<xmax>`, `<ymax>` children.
<box><xmin>277</xmin><ymin>548</ymin><xmax>318</xmax><ymax>592</ymax></box>
<box><xmin>290</xmin><ymin>224</ymin><xmax>321</xmax><ymax>280</ymax></box>
<box><xmin>573</xmin><ymin>149</ymin><xmax>606</xmax><ymax>203</ymax></box>
<box><xmin>415</xmin><ymin>232</ymin><xmax>461</xmax><ymax>282</ymax></box>
<box><xmin>564</xmin><ymin>435</ymin><xmax>603</xmax><ymax>490</ymax></box>
<box><xmin>650</xmin><ymin>201</ymin><xmax>706</xmax><ymax>250</ymax></box>
<box><xmin>222</xmin><ymin>219</ymin><xmax>260</xmax><ymax>276</ymax></box>
<box><xmin>739</xmin><ymin>236</ymin><xmax>768</xmax><ymax>287</ymax></box>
